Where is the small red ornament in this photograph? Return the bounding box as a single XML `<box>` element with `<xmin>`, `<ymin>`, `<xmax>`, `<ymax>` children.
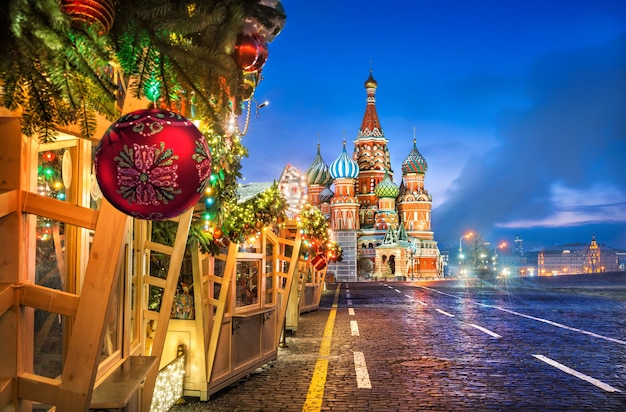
<box><xmin>95</xmin><ymin>109</ymin><xmax>211</xmax><ymax>220</ymax></box>
<box><xmin>232</xmin><ymin>34</ymin><xmax>269</xmax><ymax>73</ymax></box>
<box><xmin>61</xmin><ymin>0</ymin><xmax>115</xmax><ymax>34</ymax></box>
<box><xmin>311</xmin><ymin>254</ymin><xmax>327</xmax><ymax>271</ymax></box>
<box><xmin>214</xmin><ymin>237</ymin><xmax>231</xmax><ymax>248</ymax></box>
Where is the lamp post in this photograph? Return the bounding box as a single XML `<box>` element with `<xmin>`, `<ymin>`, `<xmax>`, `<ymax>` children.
<box><xmin>493</xmin><ymin>241</ymin><xmax>507</xmax><ymax>273</ymax></box>
<box><xmin>459</xmin><ymin>232</ymin><xmax>473</xmax><ymax>255</ymax></box>
<box><xmin>458</xmin><ymin>232</ymin><xmax>473</xmax><ymax>276</ymax></box>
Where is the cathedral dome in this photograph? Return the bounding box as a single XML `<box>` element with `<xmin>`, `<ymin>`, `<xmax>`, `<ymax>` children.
<box><xmin>330</xmin><ymin>141</ymin><xmax>359</xmax><ymax>179</ymax></box>
<box><xmin>305</xmin><ymin>144</ymin><xmax>332</xmax><ymax>186</ymax></box>
<box><xmin>319</xmin><ymin>186</ymin><xmax>334</xmax><ymax>203</ymax></box>
<box><xmin>364</xmin><ymin>71</ymin><xmax>378</xmax><ymax>89</ymax></box>
<box><xmin>402</xmin><ymin>139</ymin><xmax>428</xmax><ymax>174</ymax></box>
<box><xmin>374</xmin><ymin>172</ymin><xmax>399</xmax><ymax>198</ymax></box>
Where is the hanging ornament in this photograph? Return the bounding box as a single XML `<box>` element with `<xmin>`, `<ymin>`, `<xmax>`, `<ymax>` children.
<box><xmin>243</xmin><ymin>0</ymin><xmax>286</xmax><ymax>42</ymax></box>
<box><xmin>94</xmin><ymin>109</ymin><xmax>212</xmax><ymax>220</ymax></box>
<box><xmin>241</xmin><ymin>72</ymin><xmax>259</xmax><ymax>101</ymax></box>
<box><xmin>232</xmin><ymin>34</ymin><xmax>269</xmax><ymax>73</ymax></box>
<box><xmin>61</xmin><ymin>0</ymin><xmax>115</xmax><ymax>35</ymax></box>
<box><xmin>311</xmin><ymin>254</ymin><xmax>327</xmax><ymax>271</ymax></box>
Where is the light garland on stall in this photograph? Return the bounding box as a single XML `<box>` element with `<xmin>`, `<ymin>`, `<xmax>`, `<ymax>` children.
<box><xmin>149</xmin><ymin>354</ymin><xmax>186</xmax><ymax>412</ymax></box>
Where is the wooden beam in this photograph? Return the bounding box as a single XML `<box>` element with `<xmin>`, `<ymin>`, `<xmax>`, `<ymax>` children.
<box><xmin>141</xmin><ymin>209</ymin><xmax>193</xmax><ymax>412</ymax></box>
<box><xmin>55</xmin><ymin>200</ymin><xmax>128</xmax><ymax>411</ymax></box>
<box><xmin>16</xmin><ymin>283</ymin><xmax>79</xmax><ymax>318</ymax></box>
<box><xmin>18</xmin><ymin>373</ymin><xmax>60</xmax><ymax>406</ymax></box>
<box><xmin>142</xmin><ymin>275</ymin><xmax>167</xmax><ymax>289</ymax></box>
<box><xmin>205</xmin><ymin>241</ymin><xmax>238</xmax><ymax>384</ymax></box>
<box><xmin>144</xmin><ymin>240</ymin><xmax>174</xmax><ymax>255</ymax></box>
<box><xmin>0</xmin><ymin>284</ymin><xmax>14</xmax><ymax>318</ymax></box>
<box><xmin>22</xmin><ymin>192</ymin><xmax>98</xmax><ymax>230</ymax></box>
<box><xmin>0</xmin><ymin>377</ymin><xmax>13</xmax><ymax>411</ymax></box>
<box><xmin>276</xmin><ymin>231</ymin><xmax>302</xmax><ymax>344</ymax></box>
<box><xmin>0</xmin><ymin>190</ymin><xmax>18</xmax><ymax>219</ymax></box>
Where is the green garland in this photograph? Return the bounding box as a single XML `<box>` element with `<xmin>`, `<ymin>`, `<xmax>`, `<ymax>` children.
<box><xmin>297</xmin><ymin>204</ymin><xmax>343</xmax><ymax>262</ymax></box>
<box><xmin>0</xmin><ymin>0</ymin><xmax>287</xmax><ymax>237</ymax></box>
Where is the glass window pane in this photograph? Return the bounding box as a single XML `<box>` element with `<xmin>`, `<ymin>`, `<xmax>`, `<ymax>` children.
<box><xmin>235</xmin><ymin>261</ymin><xmax>259</xmax><ymax>308</ymax></box>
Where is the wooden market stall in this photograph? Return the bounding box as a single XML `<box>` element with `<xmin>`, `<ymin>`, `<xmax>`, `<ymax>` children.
<box><xmin>1</xmin><ymin>2</ymin><xmax>298</xmax><ymax>409</ymax></box>
<box><xmin>0</xmin><ymin>109</ymin><xmax>305</xmax><ymax>411</ymax></box>
<box><xmin>285</xmin><ymin>258</ymin><xmax>328</xmax><ymax>333</ymax></box>
<box><xmin>158</xmin><ymin>225</ymin><xmax>302</xmax><ymax>400</ymax></box>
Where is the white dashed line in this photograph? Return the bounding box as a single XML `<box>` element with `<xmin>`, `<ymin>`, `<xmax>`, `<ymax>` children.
<box><xmin>533</xmin><ymin>354</ymin><xmax>621</xmax><ymax>393</ymax></box>
<box><xmin>346</xmin><ymin>293</ymin><xmax>351</xmax><ymax>299</ymax></box>
<box><xmin>353</xmin><ymin>351</ymin><xmax>372</xmax><ymax>388</ymax></box>
<box><xmin>496</xmin><ymin>307</ymin><xmax>626</xmax><ymax>346</ymax></box>
<box><xmin>468</xmin><ymin>323</ymin><xmax>501</xmax><ymax>338</ymax></box>
<box><xmin>394</xmin><ymin>289</ymin><xmax>401</xmax><ymax>293</ymax></box>
<box><xmin>350</xmin><ymin>320</ymin><xmax>360</xmax><ymax>336</ymax></box>
<box><xmin>417</xmin><ymin>285</ymin><xmax>625</xmax><ymax>346</ymax></box>
<box><xmin>435</xmin><ymin>308</ymin><xmax>455</xmax><ymax>317</ymax></box>
<box><xmin>347</xmin><ymin>299</ymin><xmax>352</xmax><ymax>306</ymax></box>
<box><xmin>348</xmin><ymin>308</ymin><xmax>355</xmax><ymax>316</ymax></box>
<box><xmin>405</xmin><ymin>294</ymin><xmax>428</xmax><ymax>305</ymax></box>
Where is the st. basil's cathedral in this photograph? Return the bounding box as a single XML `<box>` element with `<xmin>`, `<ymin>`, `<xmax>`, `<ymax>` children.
<box><xmin>303</xmin><ymin>72</ymin><xmax>443</xmax><ymax>281</ymax></box>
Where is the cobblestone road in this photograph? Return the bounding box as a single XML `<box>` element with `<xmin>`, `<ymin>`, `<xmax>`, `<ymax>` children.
<box><xmin>171</xmin><ymin>274</ymin><xmax>626</xmax><ymax>411</ymax></box>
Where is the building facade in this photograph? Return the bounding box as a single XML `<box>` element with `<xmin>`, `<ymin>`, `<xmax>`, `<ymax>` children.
<box><xmin>537</xmin><ymin>235</ymin><xmax>619</xmax><ymax>275</ymax></box>
<box><xmin>304</xmin><ymin>72</ymin><xmax>442</xmax><ymax>281</ymax></box>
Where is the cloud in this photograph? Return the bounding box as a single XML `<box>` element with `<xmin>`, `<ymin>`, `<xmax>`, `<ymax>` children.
<box><xmin>433</xmin><ymin>34</ymin><xmax>626</xmax><ymax>248</ymax></box>
<box><xmin>498</xmin><ymin>182</ymin><xmax>626</xmax><ymax>228</ymax></box>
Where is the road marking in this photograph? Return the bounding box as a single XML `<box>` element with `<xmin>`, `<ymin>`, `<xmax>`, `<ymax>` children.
<box><xmin>405</xmin><ymin>294</ymin><xmax>428</xmax><ymax>305</ymax></box>
<box><xmin>468</xmin><ymin>323</ymin><xmax>501</xmax><ymax>338</ymax></box>
<box><xmin>346</xmin><ymin>293</ymin><xmax>351</xmax><ymax>299</ymax></box>
<box><xmin>533</xmin><ymin>354</ymin><xmax>622</xmax><ymax>393</ymax></box>
<box><xmin>394</xmin><ymin>288</ymin><xmax>401</xmax><ymax>293</ymax></box>
<box><xmin>495</xmin><ymin>307</ymin><xmax>626</xmax><ymax>346</ymax></box>
<box><xmin>347</xmin><ymin>299</ymin><xmax>353</xmax><ymax>306</ymax></box>
<box><xmin>353</xmin><ymin>351</ymin><xmax>372</xmax><ymax>388</ymax></box>
<box><xmin>350</xmin><ymin>320</ymin><xmax>360</xmax><ymax>336</ymax></box>
<box><xmin>417</xmin><ymin>285</ymin><xmax>626</xmax><ymax>346</ymax></box>
<box><xmin>348</xmin><ymin>308</ymin><xmax>355</xmax><ymax>316</ymax></box>
<box><xmin>303</xmin><ymin>285</ymin><xmax>340</xmax><ymax>411</ymax></box>
<box><xmin>435</xmin><ymin>308</ymin><xmax>455</xmax><ymax>317</ymax></box>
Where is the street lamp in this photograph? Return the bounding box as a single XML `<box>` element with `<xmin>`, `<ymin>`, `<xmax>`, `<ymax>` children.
<box><xmin>459</xmin><ymin>232</ymin><xmax>473</xmax><ymax>255</ymax></box>
<box><xmin>494</xmin><ymin>241</ymin><xmax>507</xmax><ymax>272</ymax></box>
<box><xmin>458</xmin><ymin>232</ymin><xmax>473</xmax><ymax>276</ymax></box>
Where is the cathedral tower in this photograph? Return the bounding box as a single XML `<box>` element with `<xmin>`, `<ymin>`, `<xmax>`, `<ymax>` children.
<box><xmin>353</xmin><ymin>71</ymin><xmax>392</xmax><ymax>222</ymax></box>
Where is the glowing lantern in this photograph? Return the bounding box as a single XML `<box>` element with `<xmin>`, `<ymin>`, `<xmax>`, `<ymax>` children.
<box><xmin>94</xmin><ymin>109</ymin><xmax>211</xmax><ymax>220</ymax></box>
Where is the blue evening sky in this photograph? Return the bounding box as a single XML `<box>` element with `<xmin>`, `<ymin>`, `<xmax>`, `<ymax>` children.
<box><xmin>238</xmin><ymin>0</ymin><xmax>626</xmax><ymax>251</ymax></box>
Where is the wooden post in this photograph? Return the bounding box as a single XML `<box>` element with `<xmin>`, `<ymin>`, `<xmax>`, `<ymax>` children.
<box><xmin>55</xmin><ymin>200</ymin><xmax>129</xmax><ymax>411</ymax></box>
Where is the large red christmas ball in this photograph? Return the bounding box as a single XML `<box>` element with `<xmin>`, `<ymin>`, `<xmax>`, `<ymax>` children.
<box><xmin>95</xmin><ymin>109</ymin><xmax>212</xmax><ymax>220</ymax></box>
<box><xmin>233</xmin><ymin>34</ymin><xmax>269</xmax><ymax>73</ymax></box>
<box><xmin>61</xmin><ymin>0</ymin><xmax>115</xmax><ymax>34</ymax></box>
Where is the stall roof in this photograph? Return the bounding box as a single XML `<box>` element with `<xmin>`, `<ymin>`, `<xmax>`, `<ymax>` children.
<box><xmin>237</xmin><ymin>182</ymin><xmax>274</xmax><ymax>203</ymax></box>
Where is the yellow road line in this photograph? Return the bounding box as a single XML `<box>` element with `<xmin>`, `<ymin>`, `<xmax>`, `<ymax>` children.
<box><xmin>302</xmin><ymin>284</ymin><xmax>341</xmax><ymax>412</ymax></box>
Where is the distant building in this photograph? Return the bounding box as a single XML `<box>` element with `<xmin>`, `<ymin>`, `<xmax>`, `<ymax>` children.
<box><xmin>304</xmin><ymin>72</ymin><xmax>442</xmax><ymax>281</ymax></box>
<box><xmin>537</xmin><ymin>235</ymin><xmax>619</xmax><ymax>275</ymax></box>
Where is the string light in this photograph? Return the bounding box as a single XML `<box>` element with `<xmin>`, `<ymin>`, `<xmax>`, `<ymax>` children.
<box><xmin>150</xmin><ymin>354</ymin><xmax>186</xmax><ymax>412</ymax></box>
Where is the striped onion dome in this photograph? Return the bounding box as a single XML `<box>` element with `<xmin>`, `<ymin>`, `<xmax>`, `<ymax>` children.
<box><xmin>402</xmin><ymin>139</ymin><xmax>428</xmax><ymax>174</ymax></box>
<box><xmin>305</xmin><ymin>144</ymin><xmax>333</xmax><ymax>186</ymax></box>
<box><xmin>319</xmin><ymin>186</ymin><xmax>334</xmax><ymax>202</ymax></box>
<box><xmin>374</xmin><ymin>171</ymin><xmax>399</xmax><ymax>199</ymax></box>
<box><xmin>330</xmin><ymin>141</ymin><xmax>359</xmax><ymax>179</ymax></box>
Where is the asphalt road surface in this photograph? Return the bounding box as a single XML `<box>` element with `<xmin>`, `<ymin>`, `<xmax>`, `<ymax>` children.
<box><xmin>172</xmin><ymin>273</ymin><xmax>626</xmax><ymax>411</ymax></box>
